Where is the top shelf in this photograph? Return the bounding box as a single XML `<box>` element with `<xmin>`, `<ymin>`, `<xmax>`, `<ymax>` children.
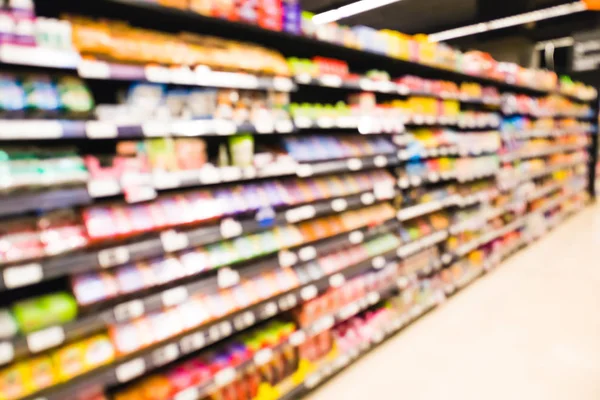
<box><xmin>17</xmin><ymin>0</ymin><xmax>597</xmax><ymax>102</ymax></box>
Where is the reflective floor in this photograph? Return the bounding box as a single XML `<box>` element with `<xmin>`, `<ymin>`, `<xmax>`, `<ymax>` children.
<box><xmin>308</xmin><ymin>204</ymin><xmax>600</xmax><ymax>400</ymax></box>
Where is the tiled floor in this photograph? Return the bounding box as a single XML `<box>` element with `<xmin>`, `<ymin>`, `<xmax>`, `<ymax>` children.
<box><xmin>307</xmin><ymin>205</ymin><xmax>600</xmax><ymax>400</ymax></box>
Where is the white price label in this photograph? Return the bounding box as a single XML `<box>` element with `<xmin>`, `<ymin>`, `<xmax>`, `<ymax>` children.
<box><xmin>316</xmin><ymin>117</ymin><xmax>335</xmax><ymax>128</ymax></box>
<box><xmin>142</xmin><ymin>121</ymin><xmax>169</xmax><ymax>137</ymax></box>
<box><xmin>220</xmin><ymin>218</ymin><xmax>243</xmax><ymax>239</ymax></box>
<box><xmin>338</xmin><ymin>303</ymin><xmax>360</xmax><ymax>320</ymax></box>
<box><xmin>360</xmin><ymin>192</ymin><xmax>376</xmax><ymax>205</ymax></box>
<box><xmin>254</xmin><ymin>348</ymin><xmax>274</xmax><ymax>366</ymax></box>
<box><xmin>374</xmin><ymin>182</ymin><xmax>395</xmax><ymax>199</ymax></box>
<box><xmin>208</xmin><ymin>325</ymin><xmax>221</xmax><ymax>342</ymax></box>
<box><xmin>220</xmin><ymin>321</ymin><xmax>233</xmax><ymax>337</ymax></box>
<box><xmin>329</xmin><ymin>273</ymin><xmax>345</xmax><ymax>288</ymax></box>
<box><xmin>294</xmin><ymin>116</ymin><xmax>312</xmax><ymax>128</ymax></box>
<box><xmin>372</xmin><ymin>330</ymin><xmax>384</xmax><ymax>343</ymax></box>
<box><xmin>217</xmin><ymin>267</ymin><xmax>240</xmax><ymax>289</ymax></box>
<box><xmin>300</xmin><ymin>285</ymin><xmax>318</xmax><ymax>301</ymax></box>
<box><xmin>98</xmin><ymin>246</ymin><xmax>130</xmax><ymax>268</ymax></box>
<box><xmin>314</xmin><ymin>316</ymin><xmax>335</xmax><ymax>334</ymax></box>
<box><xmin>295</xmin><ymin>73</ymin><xmax>312</xmax><ymax>84</ymax></box>
<box><xmin>161</xmin><ymin>230</ymin><xmax>189</xmax><ymax>253</ymax></box>
<box><xmin>273</xmin><ymin>76</ymin><xmax>294</xmax><ymax>91</ymax></box>
<box><xmin>78</xmin><ymin>59</ymin><xmax>110</xmax><ymax>78</ymax></box>
<box><xmin>275</xmin><ymin>119</ymin><xmax>294</xmax><ymax>133</ymax></box>
<box><xmin>220</xmin><ymin>167</ymin><xmax>243</xmax><ymax>181</ymax></box>
<box><xmin>349</xmin><ymin>230</ymin><xmax>365</xmax><ymax>244</ymax></box>
<box><xmin>153</xmin><ymin>343</ymin><xmax>179</xmax><ymax>366</ymax></box>
<box><xmin>116</xmin><ymin>358</ymin><xmax>146</xmax><ymax>383</ymax></box>
<box><xmin>347</xmin><ymin>158</ymin><xmax>363</xmax><ymax>171</ymax></box>
<box><xmin>289</xmin><ymin>330</ymin><xmax>306</xmax><ymax>346</ymax></box>
<box><xmin>174</xmin><ymin>387</ymin><xmax>200</xmax><ymax>400</ymax></box>
<box><xmin>215</xmin><ymin>120</ymin><xmax>237</xmax><ymax>136</ymax></box>
<box><xmin>254</xmin><ymin>118</ymin><xmax>274</xmax><ymax>134</ymax></box>
<box><xmin>368</xmin><ymin>292</ymin><xmax>381</xmax><ymax>305</ymax></box>
<box><xmin>87</xmin><ymin>179</ymin><xmax>121</xmax><ymax>198</ymax></box>
<box><xmin>278</xmin><ymin>294</ymin><xmax>297</xmax><ymax>311</ymax></box>
<box><xmin>285</xmin><ymin>205</ymin><xmax>316</xmax><ymax>223</ymax></box>
<box><xmin>410</xmin><ymin>176</ymin><xmax>422</xmax><ymax>186</ymax></box>
<box><xmin>180</xmin><ymin>332</ymin><xmax>206</xmax><ymax>353</ymax></box>
<box><xmin>360</xmin><ymin>78</ymin><xmax>377</xmax><ymax>91</ymax></box>
<box><xmin>296</xmin><ymin>164</ymin><xmax>313</xmax><ymax>177</ymax></box>
<box><xmin>374</xmin><ymin>155</ymin><xmax>388</xmax><ymax>167</ymax></box>
<box><xmin>261</xmin><ymin>302</ymin><xmax>278</xmax><ymax>319</ymax></box>
<box><xmin>320</xmin><ymin>74</ymin><xmax>343</xmax><ymax>87</ymax></box>
<box><xmin>162</xmin><ymin>286</ymin><xmax>188</xmax><ymax>307</ymax></box>
<box><xmin>170</xmin><ymin>66</ymin><xmax>195</xmax><ymax>84</ymax></box>
<box><xmin>278</xmin><ymin>250</ymin><xmax>298</xmax><ymax>268</ymax></box>
<box><xmin>3</xmin><ymin>263</ymin><xmax>43</xmax><ymax>289</ymax></box>
<box><xmin>114</xmin><ymin>300</ymin><xmax>145</xmax><ymax>322</ymax></box>
<box><xmin>298</xmin><ymin>246</ymin><xmax>317</xmax><ymax>262</ymax></box>
<box><xmin>243</xmin><ymin>311</ymin><xmax>256</xmax><ymax>326</ymax></box>
<box><xmin>215</xmin><ymin>367</ymin><xmax>236</xmax><ymax>387</ymax></box>
<box><xmin>305</xmin><ymin>373</ymin><xmax>322</xmax><ymax>389</ymax></box>
<box><xmin>372</xmin><ymin>256</ymin><xmax>386</xmax><ymax>269</ymax></box>
<box><xmin>85</xmin><ymin>121</ymin><xmax>118</xmax><ymax>139</ymax></box>
<box><xmin>145</xmin><ymin>65</ymin><xmax>170</xmax><ymax>82</ymax></box>
<box><xmin>331</xmin><ymin>198</ymin><xmax>348</xmax><ymax>212</ymax></box>
<box><xmin>0</xmin><ymin>342</ymin><xmax>13</xmax><ymax>365</ymax></box>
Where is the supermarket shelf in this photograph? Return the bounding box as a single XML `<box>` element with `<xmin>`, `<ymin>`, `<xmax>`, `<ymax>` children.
<box><xmin>95</xmin><ymin>225</ymin><xmax>400</xmax><ymax>326</ymax></box>
<box><xmin>279</xmin><ymin>299</ymin><xmax>439</xmax><ymax>400</ymax></box>
<box><xmin>294</xmin><ymin>74</ymin><xmax>501</xmax><ymax>106</ymax></box>
<box><xmin>442</xmin><ymin>218</ymin><xmax>526</xmax><ymax>264</ymax></box>
<box><xmin>522</xmin><ymin>159</ymin><xmax>587</xmax><ymax>182</ymax></box>
<box><xmin>396</xmin><ymin>230</ymin><xmax>449</xmax><ymax>259</ymax></box>
<box><xmin>0</xmin><ymin>189</ymin><xmax>393</xmax><ymax>290</ymax></box>
<box><xmin>396</xmin><ymin>195</ymin><xmax>462</xmax><ymax>221</ymax></box>
<box><xmin>82</xmin><ymin>0</ymin><xmax>588</xmax><ymax>99</ymax></box>
<box><xmin>88</xmin><ymin>162</ymin><xmax>299</xmax><ymax>199</ymax></box>
<box><xmin>292</xmin><ymin>115</ymin><xmax>405</xmax><ymax>134</ymax></box>
<box><xmin>0</xmin><ymin>44</ymin><xmax>80</xmax><ymax>69</ymax></box>
<box><xmin>0</xmin><ymin>220</ymin><xmax>400</xmax><ymax>368</ymax></box>
<box><xmin>448</xmin><ymin>202</ymin><xmax>520</xmax><ymax>235</ymax></box>
<box><xmin>502</xmin><ymin>111</ymin><xmax>595</xmax><ymax>120</ymax></box>
<box><xmin>18</xmin><ymin>244</ymin><xmax>404</xmax><ymax>400</ymax></box>
<box><xmin>0</xmin><ymin>187</ymin><xmax>91</xmax><ymax>218</ymax></box>
<box><xmin>531</xmin><ymin>188</ymin><xmax>586</xmax><ymax>216</ymax></box>
<box><xmin>528</xmin><ymin>182</ymin><xmax>565</xmax><ymax>202</ymax></box>
<box><xmin>296</xmin><ymin>154</ymin><xmax>400</xmax><ymax>177</ymax></box>
<box><xmin>500</xmin><ymin>143</ymin><xmax>588</xmax><ymax>163</ymax></box>
<box><xmin>170</xmin><ymin>281</ymin><xmax>399</xmax><ymax>400</ymax></box>
<box><xmin>0</xmin><ymin>119</ymin><xmax>295</xmax><ymax>141</ymax></box>
<box><xmin>397</xmin><ymin>146</ymin><xmax>459</xmax><ymax>161</ymax></box>
<box><xmin>0</xmin><ymin>314</ymin><xmax>105</xmax><ymax>367</ymax></box>
<box><xmin>78</xmin><ymin>59</ymin><xmax>297</xmax><ymax>91</ymax></box>
<box><xmin>504</xmin><ymin>128</ymin><xmax>595</xmax><ymax>139</ymax></box>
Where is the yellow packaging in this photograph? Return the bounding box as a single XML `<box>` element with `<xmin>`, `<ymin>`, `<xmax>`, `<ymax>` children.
<box><xmin>0</xmin><ymin>363</ymin><xmax>33</xmax><ymax>400</ymax></box>
<box><xmin>414</xmin><ymin>34</ymin><xmax>437</xmax><ymax>65</ymax></box>
<box><xmin>83</xmin><ymin>335</ymin><xmax>116</xmax><ymax>371</ymax></box>
<box><xmin>29</xmin><ymin>356</ymin><xmax>58</xmax><ymax>392</ymax></box>
<box><xmin>53</xmin><ymin>341</ymin><xmax>86</xmax><ymax>381</ymax></box>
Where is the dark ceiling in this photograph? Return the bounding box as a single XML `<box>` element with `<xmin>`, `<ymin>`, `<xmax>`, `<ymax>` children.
<box><xmin>301</xmin><ymin>0</ymin><xmax>595</xmax><ymax>37</ymax></box>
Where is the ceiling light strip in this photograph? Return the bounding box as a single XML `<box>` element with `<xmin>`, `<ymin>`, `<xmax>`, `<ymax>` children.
<box><xmin>313</xmin><ymin>0</ymin><xmax>404</xmax><ymax>25</ymax></box>
<box><xmin>428</xmin><ymin>2</ymin><xmax>587</xmax><ymax>42</ymax></box>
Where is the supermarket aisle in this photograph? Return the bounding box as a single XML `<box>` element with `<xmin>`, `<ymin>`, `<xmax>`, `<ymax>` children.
<box><xmin>307</xmin><ymin>205</ymin><xmax>600</xmax><ymax>400</ymax></box>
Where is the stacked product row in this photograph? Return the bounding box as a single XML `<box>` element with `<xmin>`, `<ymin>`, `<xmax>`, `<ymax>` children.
<box><xmin>0</xmin><ymin>1</ymin><xmax>596</xmax><ymax>400</ymax></box>
<box><xmin>3</xmin><ymin>0</ymin><xmax>596</xmax><ymax>98</ymax></box>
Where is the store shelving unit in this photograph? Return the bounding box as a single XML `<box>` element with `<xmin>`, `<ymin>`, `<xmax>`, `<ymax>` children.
<box><xmin>0</xmin><ymin>2</ymin><xmax>596</xmax><ymax>400</ymax></box>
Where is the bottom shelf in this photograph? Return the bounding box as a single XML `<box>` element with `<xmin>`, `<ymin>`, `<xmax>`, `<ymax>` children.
<box><xmin>275</xmin><ymin>204</ymin><xmax>584</xmax><ymax>400</ymax></box>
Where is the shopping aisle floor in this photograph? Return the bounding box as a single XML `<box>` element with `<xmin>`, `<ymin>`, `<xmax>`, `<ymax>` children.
<box><xmin>307</xmin><ymin>204</ymin><xmax>600</xmax><ymax>400</ymax></box>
